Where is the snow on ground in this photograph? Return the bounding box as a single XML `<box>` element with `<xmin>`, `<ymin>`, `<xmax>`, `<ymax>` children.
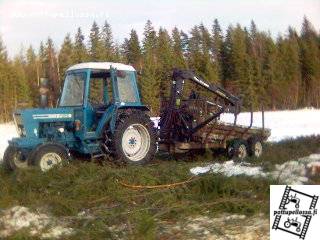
<box><xmin>190</xmin><ymin>161</ymin><xmax>267</xmax><ymax>178</ymax></box>
<box><xmin>153</xmin><ymin>108</ymin><xmax>320</xmax><ymax>142</ymax></box>
<box><xmin>0</xmin><ymin>206</ymin><xmax>73</xmax><ymax>239</ymax></box>
<box><xmin>160</xmin><ymin>214</ymin><xmax>269</xmax><ymax>240</ymax></box>
<box><xmin>190</xmin><ymin>154</ymin><xmax>320</xmax><ymax>184</ymax></box>
<box><xmin>220</xmin><ymin>108</ymin><xmax>320</xmax><ymax>142</ymax></box>
<box><xmin>0</xmin><ymin>123</ymin><xmax>17</xmax><ymax>161</ymax></box>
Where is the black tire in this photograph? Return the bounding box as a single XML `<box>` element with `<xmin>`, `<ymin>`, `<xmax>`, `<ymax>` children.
<box><xmin>28</xmin><ymin>143</ymin><xmax>69</xmax><ymax>172</ymax></box>
<box><xmin>248</xmin><ymin>136</ymin><xmax>263</xmax><ymax>158</ymax></box>
<box><xmin>3</xmin><ymin>146</ymin><xmax>28</xmax><ymax>171</ymax></box>
<box><xmin>227</xmin><ymin>139</ymin><xmax>248</xmax><ymax>161</ymax></box>
<box><xmin>111</xmin><ymin>112</ymin><xmax>157</xmax><ymax>165</ymax></box>
<box><xmin>284</xmin><ymin>221</ymin><xmax>291</xmax><ymax>228</ymax></box>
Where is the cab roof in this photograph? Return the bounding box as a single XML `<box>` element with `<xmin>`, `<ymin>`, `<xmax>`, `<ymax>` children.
<box><xmin>67</xmin><ymin>62</ymin><xmax>136</xmax><ymax>72</ymax></box>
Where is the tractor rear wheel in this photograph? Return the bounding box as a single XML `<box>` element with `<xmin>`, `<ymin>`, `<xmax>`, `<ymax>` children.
<box><xmin>112</xmin><ymin>112</ymin><xmax>157</xmax><ymax>165</ymax></box>
<box><xmin>29</xmin><ymin>143</ymin><xmax>69</xmax><ymax>172</ymax></box>
<box><xmin>227</xmin><ymin>140</ymin><xmax>248</xmax><ymax>161</ymax></box>
<box><xmin>3</xmin><ymin>146</ymin><xmax>28</xmax><ymax>171</ymax></box>
<box><xmin>248</xmin><ymin>137</ymin><xmax>263</xmax><ymax>158</ymax></box>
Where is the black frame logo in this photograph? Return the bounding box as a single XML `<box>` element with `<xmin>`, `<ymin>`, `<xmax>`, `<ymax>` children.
<box><xmin>272</xmin><ymin>186</ymin><xmax>318</xmax><ymax>239</ymax></box>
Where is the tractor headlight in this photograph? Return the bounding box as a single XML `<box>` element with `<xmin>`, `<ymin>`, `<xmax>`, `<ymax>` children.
<box><xmin>58</xmin><ymin>127</ymin><xmax>65</xmax><ymax>133</ymax></box>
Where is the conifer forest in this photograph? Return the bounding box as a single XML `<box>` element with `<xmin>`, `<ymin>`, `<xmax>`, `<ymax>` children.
<box><xmin>0</xmin><ymin>17</ymin><xmax>319</xmax><ymax>122</ymax></box>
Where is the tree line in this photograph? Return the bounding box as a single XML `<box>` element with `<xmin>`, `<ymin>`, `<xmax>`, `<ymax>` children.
<box><xmin>0</xmin><ymin>17</ymin><xmax>319</xmax><ymax>122</ymax></box>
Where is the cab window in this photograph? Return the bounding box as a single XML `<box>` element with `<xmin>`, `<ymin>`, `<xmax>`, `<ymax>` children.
<box><xmin>116</xmin><ymin>71</ymin><xmax>138</xmax><ymax>103</ymax></box>
<box><xmin>89</xmin><ymin>70</ymin><xmax>113</xmax><ymax>105</ymax></box>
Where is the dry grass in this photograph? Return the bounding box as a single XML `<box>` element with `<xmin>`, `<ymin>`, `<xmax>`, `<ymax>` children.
<box><xmin>0</xmin><ymin>136</ymin><xmax>319</xmax><ymax>239</ymax></box>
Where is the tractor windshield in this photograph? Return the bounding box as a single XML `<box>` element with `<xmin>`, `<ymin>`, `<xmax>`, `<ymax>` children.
<box><xmin>60</xmin><ymin>72</ymin><xmax>86</xmax><ymax>107</ymax></box>
<box><xmin>116</xmin><ymin>71</ymin><xmax>138</xmax><ymax>103</ymax></box>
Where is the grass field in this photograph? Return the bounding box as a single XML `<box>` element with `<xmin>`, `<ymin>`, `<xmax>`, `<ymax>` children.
<box><xmin>0</xmin><ymin>136</ymin><xmax>319</xmax><ymax>239</ymax></box>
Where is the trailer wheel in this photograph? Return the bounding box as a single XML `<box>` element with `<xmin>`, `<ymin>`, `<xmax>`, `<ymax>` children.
<box><xmin>29</xmin><ymin>143</ymin><xmax>69</xmax><ymax>172</ymax></box>
<box><xmin>227</xmin><ymin>140</ymin><xmax>248</xmax><ymax>161</ymax></box>
<box><xmin>248</xmin><ymin>137</ymin><xmax>263</xmax><ymax>158</ymax></box>
<box><xmin>3</xmin><ymin>146</ymin><xmax>28</xmax><ymax>171</ymax></box>
<box><xmin>112</xmin><ymin>112</ymin><xmax>157</xmax><ymax>165</ymax></box>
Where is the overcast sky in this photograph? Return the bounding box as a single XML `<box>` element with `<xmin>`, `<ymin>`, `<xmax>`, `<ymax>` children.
<box><xmin>0</xmin><ymin>0</ymin><xmax>319</xmax><ymax>57</ymax></box>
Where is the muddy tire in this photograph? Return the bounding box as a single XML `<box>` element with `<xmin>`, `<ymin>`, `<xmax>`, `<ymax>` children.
<box><xmin>111</xmin><ymin>112</ymin><xmax>157</xmax><ymax>165</ymax></box>
<box><xmin>227</xmin><ymin>140</ymin><xmax>248</xmax><ymax>161</ymax></box>
<box><xmin>3</xmin><ymin>146</ymin><xmax>28</xmax><ymax>171</ymax></box>
<box><xmin>29</xmin><ymin>143</ymin><xmax>69</xmax><ymax>172</ymax></box>
<box><xmin>248</xmin><ymin>137</ymin><xmax>263</xmax><ymax>158</ymax></box>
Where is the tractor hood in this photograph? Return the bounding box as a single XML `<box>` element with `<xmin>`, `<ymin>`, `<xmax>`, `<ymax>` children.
<box><xmin>13</xmin><ymin>107</ymin><xmax>75</xmax><ymax>139</ymax></box>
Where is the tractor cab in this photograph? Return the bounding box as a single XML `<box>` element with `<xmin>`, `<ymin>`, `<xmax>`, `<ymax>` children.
<box><xmin>60</xmin><ymin>62</ymin><xmax>142</xmax><ymax>135</ymax></box>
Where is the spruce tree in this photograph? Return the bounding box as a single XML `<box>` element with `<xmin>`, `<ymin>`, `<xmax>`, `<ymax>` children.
<box><xmin>101</xmin><ymin>20</ymin><xmax>115</xmax><ymax>61</ymax></box>
<box><xmin>25</xmin><ymin>45</ymin><xmax>39</xmax><ymax>106</ymax></box>
<box><xmin>44</xmin><ymin>38</ymin><xmax>59</xmax><ymax>106</ymax></box>
<box><xmin>172</xmin><ymin>27</ymin><xmax>187</xmax><ymax>68</ymax></box>
<box><xmin>199</xmin><ymin>23</ymin><xmax>219</xmax><ymax>83</ymax></box>
<box><xmin>227</xmin><ymin>24</ymin><xmax>257</xmax><ymax>108</ymax></box>
<box><xmin>188</xmin><ymin>24</ymin><xmax>219</xmax><ymax>92</ymax></box>
<box><xmin>38</xmin><ymin>41</ymin><xmax>46</xmax><ymax>79</ymax></box>
<box><xmin>262</xmin><ymin>34</ymin><xmax>279</xmax><ymax>109</ymax></box>
<box><xmin>212</xmin><ymin>19</ymin><xmax>223</xmax><ymax>80</ymax></box>
<box><xmin>248</xmin><ymin>20</ymin><xmax>263</xmax><ymax>108</ymax></box>
<box><xmin>89</xmin><ymin>21</ymin><xmax>104</xmax><ymax>61</ymax></box>
<box><xmin>157</xmin><ymin>27</ymin><xmax>175</xmax><ymax>98</ymax></box>
<box><xmin>300</xmin><ymin>16</ymin><xmax>320</xmax><ymax>107</ymax></box>
<box><xmin>13</xmin><ymin>53</ymin><xmax>32</xmax><ymax>108</ymax></box>
<box><xmin>73</xmin><ymin>27</ymin><xmax>88</xmax><ymax>63</ymax></box>
<box><xmin>123</xmin><ymin>29</ymin><xmax>142</xmax><ymax>69</ymax></box>
<box><xmin>58</xmin><ymin>34</ymin><xmax>74</xmax><ymax>78</ymax></box>
<box><xmin>140</xmin><ymin>20</ymin><xmax>159</xmax><ymax>114</ymax></box>
<box><xmin>0</xmin><ymin>36</ymin><xmax>8</xmax><ymax>121</ymax></box>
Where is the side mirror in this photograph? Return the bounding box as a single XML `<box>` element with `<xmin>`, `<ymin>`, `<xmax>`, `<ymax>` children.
<box><xmin>136</xmin><ymin>70</ymin><xmax>143</xmax><ymax>76</ymax></box>
<box><xmin>39</xmin><ymin>78</ymin><xmax>49</xmax><ymax>108</ymax></box>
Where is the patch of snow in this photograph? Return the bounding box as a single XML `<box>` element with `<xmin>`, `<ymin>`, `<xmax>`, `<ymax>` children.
<box><xmin>190</xmin><ymin>154</ymin><xmax>320</xmax><ymax>185</ymax></box>
<box><xmin>220</xmin><ymin>108</ymin><xmax>320</xmax><ymax>142</ymax></box>
<box><xmin>160</xmin><ymin>214</ymin><xmax>268</xmax><ymax>240</ymax></box>
<box><xmin>190</xmin><ymin>160</ymin><xmax>266</xmax><ymax>178</ymax></box>
<box><xmin>0</xmin><ymin>123</ymin><xmax>17</xmax><ymax>161</ymax></box>
<box><xmin>271</xmin><ymin>154</ymin><xmax>320</xmax><ymax>184</ymax></box>
<box><xmin>0</xmin><ymin>206</ymin><xmax>73</xmax><ymax>239</ymax></box>
<box><xmin>151</xmin><ymin>117</ymin><xmax>160</xmax><ymax>128</ymax></box>
<box><xmin>307</xmin><ymin>161</ymin><xmax>320</xmax><ymax>176</ymax></box>
<box><xmin>41</xmin><ymin>226</ymin><xmax>73</xmax><ymax>239</ymax></box>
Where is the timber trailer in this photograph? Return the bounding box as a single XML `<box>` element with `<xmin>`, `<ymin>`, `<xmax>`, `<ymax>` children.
<box><xmin>3</xmin><ymin>62</ymin><xmax>270</xmax><ymax>172</ymax></box>
<box><xmin>159</xmin><ymin>69</ymin><xmax>270</xmax><ymax>159</ymax></box>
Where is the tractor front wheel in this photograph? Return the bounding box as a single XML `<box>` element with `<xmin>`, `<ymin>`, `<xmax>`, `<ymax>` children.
<box><xmin>3</xmin><ymin>146</ymin><xmax>28</xmax><ymax>171</ymax></box>
<box><xmin>29</xmin><ymin>143</ymin><xmax>69</xmax><ymax>172</ymax></box>
<box><xmin>112</xmin><ymin>112</ymin><xmax>157</xmax><ymax>165</ymax></box>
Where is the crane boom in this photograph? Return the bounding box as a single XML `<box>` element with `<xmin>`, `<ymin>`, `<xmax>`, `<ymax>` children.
<box><xmin>171</xmin><ymin>69</ymin><xmax>242</xmax><ymax>113</ymax></box>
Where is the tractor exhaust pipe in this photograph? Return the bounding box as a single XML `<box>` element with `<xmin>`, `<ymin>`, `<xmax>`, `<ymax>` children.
<box><xmin>39</xmin><ymin>77</ymin><xmax>49</xmax><ymax>108</ymax></box>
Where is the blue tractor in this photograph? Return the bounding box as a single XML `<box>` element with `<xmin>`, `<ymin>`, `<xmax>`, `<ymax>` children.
<box><xmin>3</xmin><ymin>62</ymin><xmax>157</xmax><ymax>171</ymax></box>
